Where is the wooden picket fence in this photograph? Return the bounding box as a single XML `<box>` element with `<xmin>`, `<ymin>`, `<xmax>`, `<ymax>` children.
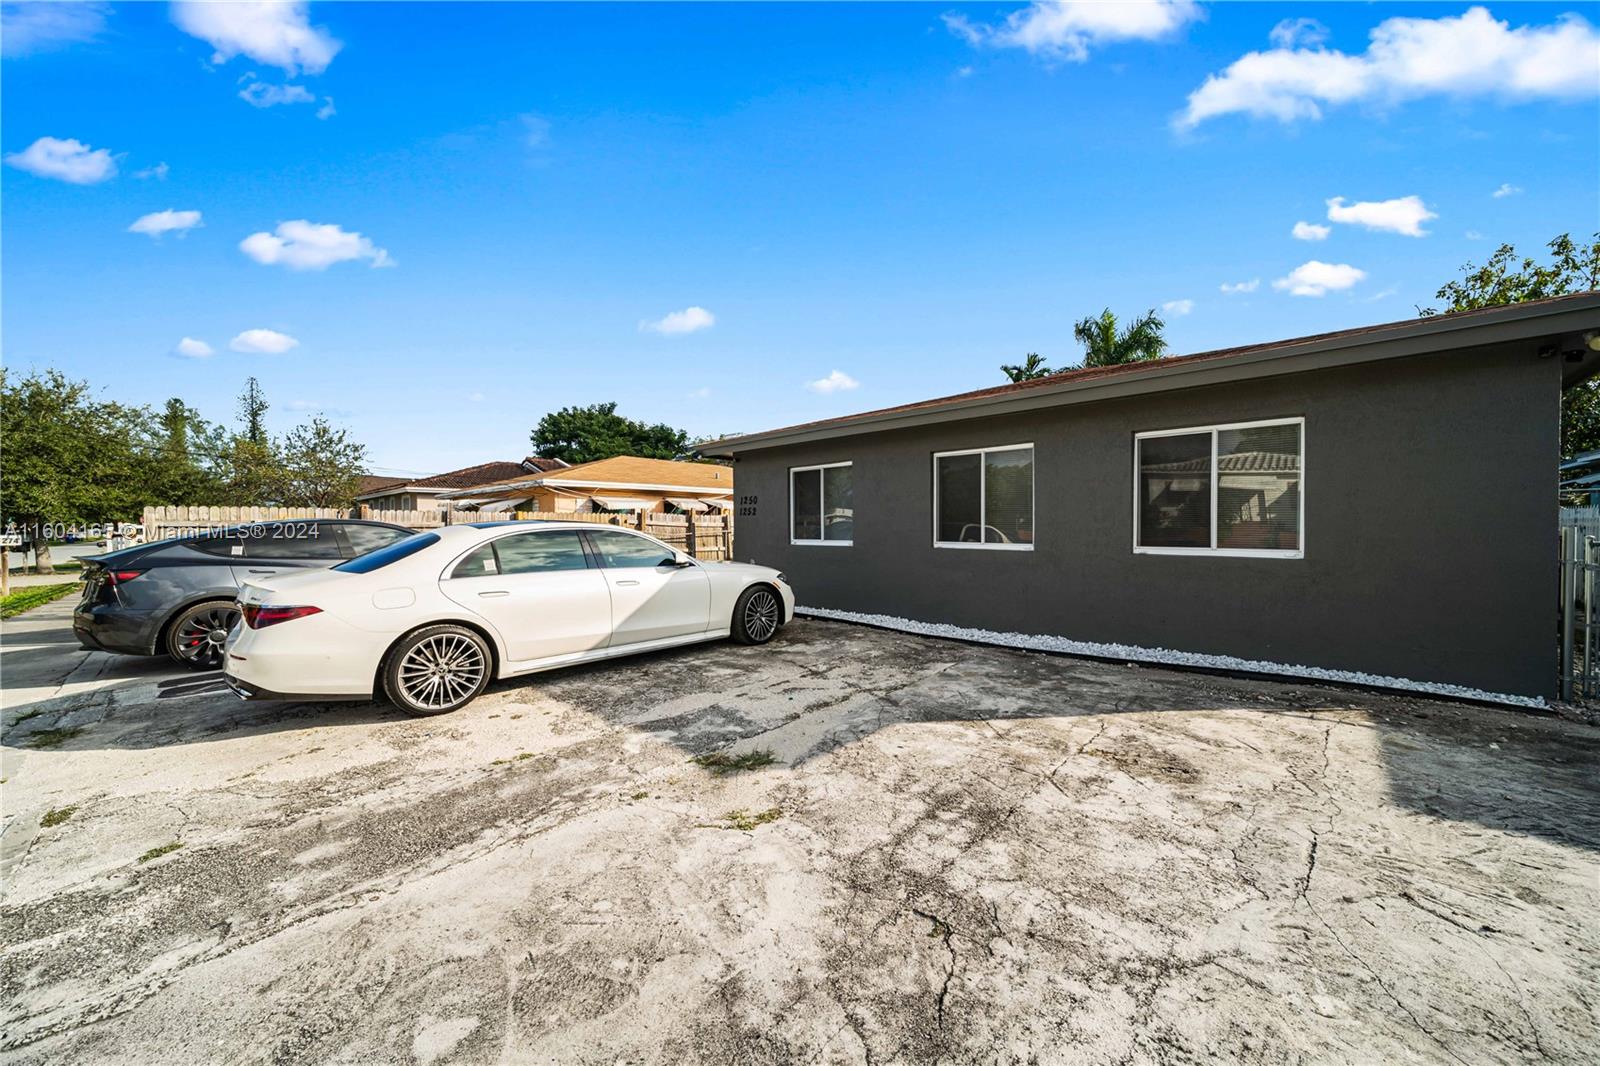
<box><xmin>141</xmin><ymin>505</ymin><xmax>735</xmax><ymax>561</ymax></box>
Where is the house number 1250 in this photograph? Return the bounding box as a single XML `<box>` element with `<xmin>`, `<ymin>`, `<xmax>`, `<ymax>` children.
<box><xmin>738</xmin><ymin>494</ymin><xmax>758</xmax><ymax>517</ymax></box>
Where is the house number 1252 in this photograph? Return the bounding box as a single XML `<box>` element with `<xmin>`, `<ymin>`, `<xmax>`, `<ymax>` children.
<box><xmin>738</xmin><ymin>494</ymin><xmax>758</xmax><ymax>517</ymax></box>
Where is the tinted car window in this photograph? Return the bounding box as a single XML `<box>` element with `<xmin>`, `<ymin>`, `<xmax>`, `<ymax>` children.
<box><xmin>333</xmin><ymin>532</ymin><xmax>440</xmax><ymax>573</ymax></box>
<box><xmin>586</xmin><ymin>530</ymin><xmax>676</xmax><ymax>569</ymax></box>
<box><xmin>246</xmin><ymin>523</ymin><xmax>343</xmax><ymax>560</ymax></box>
<box><xmin>450</xmin><ymin>543</ymin><xmax>499</xmax><ymax>579</ymax></box>
<box><xmin>343</xmin><ymin>524</ymin><xmax>412</xmax><ymax>556</ymax></box>
<box><xmin>192</xmin><ymin>531</ymin><xmax>250</xmax><ymax>558</ymax></box>
<box><xmin>495</xmin><ymin>531</ymin><xmax>590</xmax><ymax>574</ymax></box>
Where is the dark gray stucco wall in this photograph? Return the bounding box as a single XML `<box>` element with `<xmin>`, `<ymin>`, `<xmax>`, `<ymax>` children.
<box><xmin>731</xmin><ymin>342</ymin><xmax>1559</xmax><ymax>698</ymax></box>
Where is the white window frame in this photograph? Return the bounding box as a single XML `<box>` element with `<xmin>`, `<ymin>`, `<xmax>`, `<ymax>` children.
<box><xmin>932</xmin><ymin>443</ymin><xmax>1035</xmax><ymax>551</ymax></box>
<box><xmin>789</xmin><ymin>461</ymin><xmax>853</xmax><ymax>546</ymax></box>
<box><xmin>1132</xmin><ymin>416</ymin><xmax>1305</xmax><ymax>559</ymax></box>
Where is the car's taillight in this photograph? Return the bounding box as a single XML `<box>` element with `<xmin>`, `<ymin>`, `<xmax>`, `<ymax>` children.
<box><xmin>242</xmin><ymin>605</ymin><xmax>322</xmax><ymax>629</ymax></box>
<box><xmin>106</xmin><ymin>569</ymin><xmax>145</xmax><ymax>585</ymax></box>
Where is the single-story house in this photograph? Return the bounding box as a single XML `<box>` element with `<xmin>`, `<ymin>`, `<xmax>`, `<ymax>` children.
<box><xmin>439</xmin><ymin>455</ymin><xmax>734</xmax><ymax>515</ymax></box>
<box><xmin>355</xmin><ymin>457</ymin><xmax>569</xmax><ymax>512</ymax></box>
<box><xmin>707</xmin><ymin>293</ymin><xmax>1600</xmax><ymax>704</ymax></box>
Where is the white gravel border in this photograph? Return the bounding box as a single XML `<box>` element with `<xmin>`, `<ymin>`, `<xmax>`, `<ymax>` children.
<box><xmin>795</xmin><ymin>606</ymin><xmax>1547</xmax><ymax>709</ymax></box>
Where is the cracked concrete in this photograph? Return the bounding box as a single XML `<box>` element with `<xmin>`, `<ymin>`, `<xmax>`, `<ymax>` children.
<box><xmin>3</xmin><ymin>597</ymin><xmax>1598</xmax><ymax>1064</ymax></box>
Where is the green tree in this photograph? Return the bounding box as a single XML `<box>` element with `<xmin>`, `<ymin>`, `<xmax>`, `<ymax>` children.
<box><xmin>532</xmin><ymin>402</ymin><xmax>690</xmax><ymax>463</ymax></box>
<box><xmin>276</xmin><ymin>417</ymin><xmax>369</xmax><ymax>507</ymax></box>
<box><xmin>0</xmin><ymin>370</ymin><xmax>150</xmax><ymax>572</ymax></box>
<box><xmin>1000</xmin><ymin>352</ymin><xmax>1053</xmax><ymax>383</ymax></box>
<box><xmin>1071</xmin><ymin>308</ymin><xmax>1168</xmax><ymax>368</ymax></box>
<box><xmin>237</xmin><ymin>377</ymin><xmax>270</xmax><ymax>446</ymax></box>
<box><xmin>1422</xmin><ymin>232</ymin><xmax>1600</xmax><ymax>461</ymax></box>
<box><xmin>148</xmin><ymin>398</ymin><xmax>226</xmax><ymax>503</ymax></box>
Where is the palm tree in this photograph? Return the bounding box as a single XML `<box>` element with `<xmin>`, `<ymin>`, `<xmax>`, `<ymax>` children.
<box><xmin>1072</xmin><ymin>308</ymin><xmax>1167</xmax><ymax>368</ymax></box>
<box><xmin>1000</xmin><ymin>352</ymin><xmax>1053</xmax><ymax>383</ymax></box>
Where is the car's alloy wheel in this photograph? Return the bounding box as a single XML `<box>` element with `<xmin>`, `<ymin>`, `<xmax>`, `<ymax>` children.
<box><xmin>732</xmin><ymin>586</ymin><xmax>781</xmax><ymax>645</ymax></box>
<box><xmin>386</xmin><ymin>626</ymin><xmax>490</xmax><ymax>715</ymax></box>
<box><xmin>167</xmin><ymin>601</ymin><xmax>240</xmax><ymax>670</ymax></box>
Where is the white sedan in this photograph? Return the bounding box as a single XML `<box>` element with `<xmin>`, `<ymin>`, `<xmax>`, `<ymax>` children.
<box><xmin>223</xmin><ymin>521</ymin><xmax>794</xmax><ymax>715</ymax></box>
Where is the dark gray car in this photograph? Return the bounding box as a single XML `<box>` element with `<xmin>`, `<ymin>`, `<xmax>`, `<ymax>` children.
<box><xmin>73</xmin><ymin>520</ymin><xmax>413</xmax><ymax>669</ymax></box>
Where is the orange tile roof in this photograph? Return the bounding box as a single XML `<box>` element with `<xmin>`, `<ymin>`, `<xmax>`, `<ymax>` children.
<box><xmin>457</xmin><ymin>455</ymin><xmax>733</xmax><ymax>496</ymax></box>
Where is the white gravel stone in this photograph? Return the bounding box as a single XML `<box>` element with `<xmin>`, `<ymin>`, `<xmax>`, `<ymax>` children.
<box><xmin>796</xmin><ymin>605</ymin><xmax>1547</xmax><ymax>709</ymax></box>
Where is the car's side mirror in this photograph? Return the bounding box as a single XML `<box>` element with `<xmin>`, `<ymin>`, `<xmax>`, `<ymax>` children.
<box><xmin>668</xmin><ymin>551</ymin><xmax>695</xmax><ymax>567</ymax></box>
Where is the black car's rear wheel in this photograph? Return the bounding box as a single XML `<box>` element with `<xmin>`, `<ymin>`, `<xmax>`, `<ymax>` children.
<box><xmin>166</xmin><ymin>600</ymin><xmax>239</xmax><ymax>670</ymax></box>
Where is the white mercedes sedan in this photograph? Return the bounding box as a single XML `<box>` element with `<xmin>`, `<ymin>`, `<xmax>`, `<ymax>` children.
<box><xmin>223</xmin><ymin>521</ymin><xmax>794</xmax><ymax>715</ymax></box>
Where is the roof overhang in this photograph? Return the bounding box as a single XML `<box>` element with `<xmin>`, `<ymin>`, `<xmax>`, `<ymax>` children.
<box><xmin>440</xmin><ymin>478</ymin><xmax>734</xmax><ymax>499</ymax></box>
<box><xmin>704</xmin><ymin>294</ymin><xmax>1600</xmax><ymax>455</ymax></box>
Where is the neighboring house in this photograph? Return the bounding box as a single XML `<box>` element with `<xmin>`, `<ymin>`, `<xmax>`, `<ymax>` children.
<box><xmin>708</xmin><ymin>293</ymin><xmax>1600</xmax><ymax>703</ymax></box>
<box><xmin>440</xmin><ymin>455</ymin><xmax>733</xmax><ymax>515</ymax></box>
<box><xmin>356</xmin><ymin>457</ymin><xmax>569</xmax><ymax>512</ymax></box>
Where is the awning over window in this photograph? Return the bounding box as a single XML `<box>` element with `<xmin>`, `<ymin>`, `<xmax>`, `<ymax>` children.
<box><xmin>702</xmin><ymin>498</ymin><xmax>733</xmax><ymax>510</ymax></box>
<box><xmin>590</xmin><ymin>496</ymin><xmax>651</xmax><ymax>511</ymax></box>
<box><xmin>665</xmin><ymin>497</ymin><xmax>709</xmax><ymax>512</ymax></box>
<box><xmin>474</xmin><ymin>499</ymin><xmax>521</xmax><ymax>514</ymax></box>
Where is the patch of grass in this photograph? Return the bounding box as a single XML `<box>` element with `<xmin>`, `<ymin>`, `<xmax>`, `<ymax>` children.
<box><xmin>0</xmin><ymin>583</ymin><xmax>78</xmax><ymax>619</ymax></box>
<box><xmin>721</xmin><ymin>807</ymin><xmax>783</xmax><ymax>831</ymax></box>
<box><xmin>137</xmin><ymin>842</ymin><xmax>184</xmax><ymax>863</ymax></box>
<box><xmin>489</xmin><ymin>758</ymin><xmax>510</xmax><ymax>766</ymax></box>
<box><xmin>515</xmin><ymin>752</ymin><xmax>534</xmax><ymax>760</ymax></box>
<box><xmin>691</xmin><ymin>748</ymin><xmax>778</xmax><ymax>775</ymax></box>
<box><xmin>28</xmin><ymin>727</ymin><xmax>84</xmax><ymax>749</ymax></box>
<box><xmin>40</xmin><ymin>805</ymin><xmax>77</xmax><ymax>828</ymax></box>
<box><xmin>631</xmin><ymin>791</ymin><xmax>649</xmax><ymax>800</ymax></box>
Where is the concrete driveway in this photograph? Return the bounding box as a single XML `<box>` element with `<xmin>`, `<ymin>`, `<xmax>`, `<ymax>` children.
<box><xmin>3</xmin><ymin>599</ymin><xmax>1598</xmax><ymax>1065</ymax></box>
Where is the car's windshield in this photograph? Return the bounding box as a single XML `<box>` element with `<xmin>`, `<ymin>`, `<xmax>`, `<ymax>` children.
<box><xmin>332</xmin><ymin>532</ymin><xmax>439</xmax><ymax>573</ymax></box>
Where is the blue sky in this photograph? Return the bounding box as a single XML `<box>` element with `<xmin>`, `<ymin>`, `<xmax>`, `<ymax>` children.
<box><xmin>4</xmin><ymin>2</ymin><xmax>1598</xmax><ymax>475</ymax></box>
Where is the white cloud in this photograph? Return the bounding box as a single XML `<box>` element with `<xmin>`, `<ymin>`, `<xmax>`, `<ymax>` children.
<box><xmin>1220</xmin><ymin>278</ymin><xmax>1260</xmax><ymax>294</ymax></box>
<box><xmin>1465</xmin><ymin>229</ymin><xmax>1484</xmax><ymax>240</ymax></box>
<box><xmin>687</xmin><ymin>387</ymin><xmax>712</xmax><ymax>400</ymax></box>
<box><xmin>806</xmin><ymin>370</ymin><xmax>860</xmax><ymax>394</ymax></box>
<box><xmin>467</xmin><ymin>391</ymin><xmax>486</xmax><ymax>402</ymax></box>
<box><xmin>134</xmin><ymin>162</ymin><xmax>170</xmax><ymax>181</ymax></box>
<box><xmin>129</xmin><ymin>209</ymin><xmax>203</xmax><ymax>238</ymax></box>
<box><xmin>1268</xmin><ymin>18</ymin><xmax>1329</xmax><ymax>50</ymax></box>
<box><xmin>945</xmin><ymin>0</ymin><xmax>1201</xmax><ymax>62</ymax></box>
<box><xmin>238</xmin><ymin>80</ymin><xmax>316</xmax><ymax>108</ymax></box>
<box><xmin>1326</xmin><ymin>194</ymin><xmax>1436</xmax><ymax>236</ymax></box>
<box><xmin>173</xmin><ymin>337</ymin><xmax>214</xmax><ymax>359</ymax></box>
<box><xmin>1161</xmin><ymin>299</ymin><xmax>1195</xmax><ymax>316</ymax></box>
<box><xmin>521</xmin><ymin>114</ymin><xmax>551</xmax><ymax>148</ymax></box>
<box><xmin>4</xmin><ymin>136</ymin><xmax>117</xmax><ymax>184</ymax></box>
<box><xmin>956</xmin><ymin>65</ymin><xmax>975</xmax><ymax>78</ymax></box>
<box><xmin>1</xmin><ymin>1</ymin><xmax>108</xmax><ymax>57</ymax></box>
<box><xmin>317</xmin><ymin>97</ymin><xmax>336</xmax><ymax>120</ymax></box>
<box><xmin>1492</xmin><ymin>182</ymin><xmax>1523</xmax><ymax>198</ymax></box>
<box><xmin>1292</xmin><ymin>220</ymin><xmax>1331</xmax><ymax>241</ymax></box>
<box><xmin>230</xmin><ymin>329</ymin><xmax>300</xmax><ymax>354</ymax></box>
<box><xmin>240</xmin><ymin>220</ymin><xmax>393</xmax><ymax>270</ymax></box>
<box><xmin>640</xmin><ymin>306</ymin><xmax>716</xmax><ymax>335</ymax></box>
<box><xmin>1273</xmin><ymin>261</ymin><xmax>1367</xmax><ymax>297</ymax></box>
<box><xmin>1179</xmin><ymin>7</ymin><xmax>1600</xmax><ymax>128</ymax></box>
<box><xmin>171</xmin><ymin>0</ymin><xmax>340</xmax><ymax>75</ymax></box>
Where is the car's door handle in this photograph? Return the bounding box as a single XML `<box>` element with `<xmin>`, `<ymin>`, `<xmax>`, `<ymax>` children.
<box><xmin>247</xmin><ymin>568</ymin><xmax>278</xmax><ymax>574</ymax></box>
<box><xmin>478</xmin><ymin>590</ymin><xmax>510</xmax><ymax>597</ymax></box>
<box><xmin>615</xmin><ymin>579</ymin><xmax>641</xmax><ymax>587</ymax></box>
